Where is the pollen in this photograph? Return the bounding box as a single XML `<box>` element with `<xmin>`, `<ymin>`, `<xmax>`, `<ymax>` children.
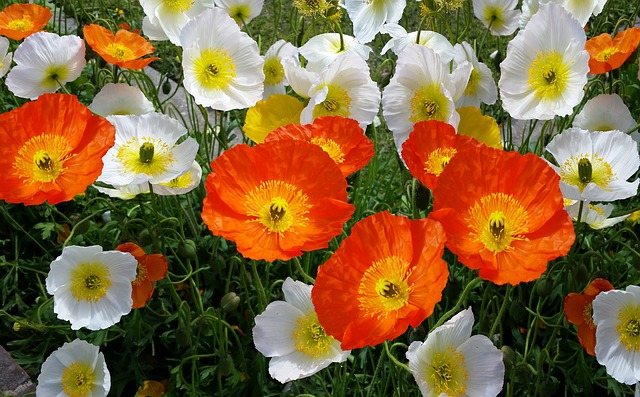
<box><xmin>193</xmin><ymin>48</ymin><xmax>236</xmax><ymax>90</ymax></box>
<box><xmin>310</xmin><ymin>137</ymin><xmax>345</xmax><ymax>164</ymax></box>
<box><xmin>313</xmin><ymin>85</ymin><xmax>352</xmax><ymax>118</ymax></box>
<box><xmin>263</xmin><ymin>57</ymin><xmax>285</xmax><ymax>86</ymax></box>
<box><xmin>596</xmin><ymin>47</ymin><xmax>620</xmax><ymax>62</ymax></box>
<box><xmin>358</xmin><ymin>256</ymin><xmax>413</xmax><ymax>318</ymax></box>
<box><xmin>7</xmin><ymin>17</ymin><xmax>34</xmax><ymax>32</ymax></box>
<box><xmin>163</xmin><ymin>0</ymin><xmax>194</xmax><ymax>13</ymax></box>
<box><xmin>559</xmin><ymin>153</ymin><xmax>614</xmax><ymax>192</ymax></box>
<box><xmin>61</xmin><ymin>362</ymin><xmax>96</xmax><ymax>397</ymax></box>
<box><xmin>160</xmin><ymin>171</ymin><xmax>193</xmax><ymax>189</ymax></box>
<box><xmin>464</xmin><ymin>68</ymin><xmax>480</xmax><ymax>96</ymax></box>
<box><xmin>410</xmin><ymin>84</ymin><xmax>450</xmax><ymax>123</ymax></box>
<box><xmin>105</xmin><ymin>43</ymin><xmax>134</xmax><ymax>61</ymax></box>
<box><xmin>245</xmin><ymin>180</ymin><xmax>312</xmax><ymax>234</ymax></box>
<box><xmin>13</xmin><ymin>134</ymin><xmax>75</xmax><ymax>185</ymax></box>
<box><xmin>466</xmin><ymin>192</ymin><xmax>529</xmax><ymax>253</ymax></box>
<box><xmin>527</xmin><ymin>51</ymin><xmax>570</xmax><ymax>101</ymax></box>
<box><xmin>424</xmin><ymin>147</ymin><xmax>457</xmax><ymax>176</ymax></box>
<box><xmin>69</xmin><ymin>262</ymin><xmax>112</xmax><ymax>303</ymax></box>
<box><xmin>116</xmin><ymin>138</ymin><xmax>175</xmax><ymax>178</ymax></box>
<box><xmin>425</xmin><ymin>345</ymin><xmax>468</xmax><ymax>397</ymax></box>
<box><xmin>133</xmin><ymin>262</ymin><xmax>148</xmax><ymax>286</ymax></box>
<box><xmin>583</xmin><ymin>302</ymin><xmax>595</xmax><ymax>330</ymax></box>
<box><xmin>293</xmin><ymin>0</ymin><xmax>330</xmax><ymax>16</ymax></box>
<box><xmin>292</xmin><ymin>311</ymin><xmax>334</xmax><ymax>358</ymax></box>
<box><xmin>617</xmin><ymin>304</ymin><xmax>640</xmax><ymax>351</ymax></box>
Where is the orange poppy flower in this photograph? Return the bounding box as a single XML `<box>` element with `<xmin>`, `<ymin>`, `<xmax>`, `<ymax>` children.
<box><xmin>265</xmin><ymin>116</ymin><xmax>374</xmax><ymax>177</ymax></box>
<box><xmin>115</xmin><ymin>242</ymin><xmax>168</xmax><ymax>309</ymax></box>
<box><xmin>564</xmin><ymin>278</ymin><xmax>614</xmax><ymax>356</ymax></box>
<box><xmin>585</xmin><ymin>27</ymin><xmax>640</xmax><ymax>74</ymax></box>
<box><xmin>0</xmin><ymin>93</ymin><xmax>115</xmax><ymax>205</ymax></box>
<box><xmin>201</xmin><ymin>140</ymin><xmax>355</xmax><ymax>262</ymax></box>
<box><xmin>312</xmin><ymin>210</ymin><xmax>448</xmax><ymax>350</ymax></box>
<box><xmin>83</xmin><ymin>24</ymin><xmax>159</xmax><ymax>69</ymax></box>
<box><xmin>428</xmin><ymin>145</ymin><xmax>575</xmax><ymax>286</ymax></box>
<box><xmin>0</xmin><ymin>4</ymin><xmax>51</xmax><ymax>40</ymax></box>
<box><xmin>401</xmin><ymin>120</ymin><xmax>483</xmax><ymax>190</ymax></box>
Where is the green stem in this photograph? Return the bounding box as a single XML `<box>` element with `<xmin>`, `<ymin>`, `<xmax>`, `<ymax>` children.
<box><xmin>293</xmin><ymin>257</ymin><xmax>315</xmax><ymax>284</ymax></box>
<box><xmin>489</xmin><ymin>285</ymin><xmax>513</xmax><ymax>339</ymax></box>
<box><xmin>432</xmin><ymin>277</ymin><xmax>483</xmax><ymax>329</ymax></box>
<box><xmin>384</xmin><ymin>341</ymin><xmax>411</xmax><ymax>373</ymax></box>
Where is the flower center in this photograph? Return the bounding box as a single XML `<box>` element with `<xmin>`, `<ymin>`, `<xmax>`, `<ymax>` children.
<box><xmin>424</xmin><ymin>147</ymin><xmax>457</xmax><ymax>176</ymax></box>
<box><xmin>293</xmin><ymin>0</ymin><xmax>329</xmax><ymax>16</ymax></box>
<box><xmin>527</xmin><ymin>51</ymin><xmax>569</xmax><ymax>100</ymax></box>
<box><xmin>291</xmin><ymin>311</ymin><xmax>334</xmax><ymax>358</ymax></box>
<box><xmin>483</xmin><ymin>6</ymin><xmax>504</xmax><ymax>29</ymax></box>
<box><xmin>617</xmin><ymin>305</ymin><xmax>640</xmax><ymax>351</ymax></box>
<box><xmin>116</xmin><ymin>138</ymin><xmax>175</xmax><ymax>178</ymax></box>
<box><xmin>105</xmin><ymin>43</ymin><xmax>134</xmax><ymax>61</ymax></box>
<box><xmin>163</xmin><ymin>0</ymin><xmax>194</xmax><ymax>13</ymax></box>
<box><xmin>160</xmin><ymin>171</ymin><xmax>193</xmax><ymax>189</ymax></box>
<box><xmin>466</xmin><ymin>192</ymin><xmax>529</xmax><ymax>253</ymax></box>
<box><xmin>313</xmin><ymin>85</ymin><xmax>351</xmax><ymax>118</ymax></box>
<box><xmin>133</xmin><ymin>262</ymin><xmax>148</xmax><ymax>286</ymax></box>
<box><xmin>70</xmin><ymin>262</ymin><xmax>112</xmax><ymax>302</ymax></box>
<box><xmin>310</xmin><ymin>137</ymin><xmax>345</xmax><ymax>164</ymax></box>
<box><xmin>193</xmin><ymin>49</ymin><xmax>236</xmax><ymax>90</ymax></box>
<box><xmin>263</xmin><ymin>57</ymin><xmax>285</xmax><ymax>86</ymax></box>
<box><xmin>583</xmin><ymin>302</ymin><xmax>595</xmax><ymax>330</ymax></box>
<box><xmin>13</xmin><ymin>134</ymin><xmax>75</xmax><ymax>185</ymax></box>
<box><xmin>358</xmin><ymin>256</ymin><xmax>413</xmax><ymax>318</ymax></box>
<box><xmin>596</xmin><ymin>47</ymin><xmax>620</xmax><ymax>62</ymax></box>
<box><xmin>61</xmin><ymin>362</ymin><xmax>95</xmax><ymax>397</ymax></box>
<box><xmin>228</xmin><ymin>4</ymin><xmax>251</xmax><ymax>24</ymax></box>
<box><xmin>425</xmin><ymin>346</ymin><xmax>468</xmax><ymax>397</ymax></box>
<box><xmin>7</xmin><ymin>17</ymin><xmax>34</xmax><ymax>32</ymax></box>
<box><xmin>245</xmin><ymin>180</ymin><xmax>311</xmax><ymax>234</ymax></box>
<box><xmin>43</xmin><ymin>65</ymin><xmax>70</xmax><ymax>89</ymax></box>
<box><xmin>464</xmin><ymin>68</ymin><xmax>480</xmax><ymax>96</ymax></box>
<box><xmin>410</xmin><ymin>84</ymin><xmax>450</xmax><ymax>123</ymax></box>
<box><xmin>559</xmin><ymin>154</ymin><xmax>614</xmax><ymax>193</ymax></box>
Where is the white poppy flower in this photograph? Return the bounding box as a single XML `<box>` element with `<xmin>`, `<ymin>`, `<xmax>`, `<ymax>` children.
<box><xmin>565</xmin><ymin>201</ymin><xmax>630</xmax><ymax>229</ymax></box>
<box><xmin>380</xmin><ymin>23</ymin><xmax>456</xmax><ymax>63</ymax></box>
<box><xmin>0</xmin><ymin>36</ymin><xmax>12</xmax><ymax>78</ymax></box>
<box><xmin>282</xmin><ymin>57</ymin><xmax>318</xmax><ymax>99</ymax></box>
<box><xmin>153</xmin><ymin>160</ymin><xmax>203</xmax><ymax>195</ymax></box>
<box><xmin>573</xmin><ymin>94</ymin><xmax>637</xmax><ymax>133</ymax></box>
<box><xmin>36</xmin><ymin>339</ymin><xmax>110</xmax><ymax>397</ymax></box>
<box><xmin>99</xmin><ymin>113</ymin><xmax>199</xmax><ymax>186</ymax></box>
<box><xmin>473</xmin><ymin>0</ymin><xmax>521</xmax><ymax>36</ymax></box>
<box><xmin>89</xmin><ymin>83</ymin><xmax>155</xmax><ymax>117</ymax></box>
<box><xmin>593</xmin><ymin>285</ymin><xmax>640</xmax><ymax>385</ymax></box>
<box><xmin>453</xmin><ymin>41</ymin><xmax>498</xmax><ymax>107</ymax></box>
<box><xmin>45</xmin><ymin>246</ymin><xmax>137</xmax><ymax>330</ymax></box>
<box><xmin>343</xmin><ymin>0</ymin><xmax>406</xmax><ymax>44</ymax></box>
<box><xmin>545</xmin><ymin>128</ymin><xmax>640</xmax><ymax>202</ymax></box>
<box><xmin>140</xmin><ymin>0</ymin><xmax>214</xmax><ymax>45</ymax></box>
<box><xmin>498</xmin><ymin>3</ymin><xmax>589</xmax><ymax>120</ymax></box>
<box><xmin>300</xmin><ymin>52</ymin><xmax>380</xmax><ymax>128</ymax></box>
<box><xmin>215</xmin><ymin>0</ymin><xmax>264</xmax><ymax>26</ymax></box>
<box><xmin>142</xmin><ymin>16</ymin><xmax>169</xmax><ymax>41</ymax></box>
<box><xmin>180</xmin><ymin>8</ymin><xmax>264</xmax><ymax>110</ymax></box>
<box><xmin>94</xmin><ymin>182</ymin><xmax>150</xmax><ymax>200</ymax></box>
<box><xmin>299</xmin><ymin>33</ymin><xmax>372</xmax><ymax>73</ymax></box>
<box><xmin>382</xmin><ymin>45</ymin><xmax>471</xmax><ymax>154</ymax></box>
<box><xmin>6</xmin><ymin>32</ymin><xmax>85</xmax><ymax>100</ymax></box>
<box><xmin>262</xmin><ymin>40</ymin><xmax>298</xmax><ymax>99</ymax></box>
<box><xmin>253</xmin><ymin>277</ymin><xmax>350</xmax><ymax>383</ymax></box>
<box><xmin>406</xmin><ymin>308</ymin><xmax>505</xmax><ymax>397</ymax></box>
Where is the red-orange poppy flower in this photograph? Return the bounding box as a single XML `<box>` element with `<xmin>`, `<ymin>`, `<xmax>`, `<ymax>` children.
<box><xmin>0</xmin><ymin>4</ymin><xmax>51</xmax><ymax>40</ymax></box>
<box><xmin>0</xmin><ymin>93</ymin><xmax>115</xmax><ymax>205</ymax></box>
<box><xmin>428</xmin><ymin>145</ymin><xmax>575</xmax><ymax>286</ymax></box>
<box><xmin>564</xmin><ymin>278</ymin><xmax>614</xmax><ymax>356</ymax></box>
<box><xmin>265</xmin><ymin>116</ymin><xmax>374</xmax><ymax>177</ymax></box>
<box><xmin>401</xmin><ymin>120</ymin><xmax>483</xmax><ymax>190</ymax></box>
<box><xmin>115</xmin><ymin>242</ymin><xmax>168</xmax><ymax>309</ymax></box>
<box><xmin>201</xmin><ymin>140</ymin><xmax>355</xmax><ymax>262</ymax></box>
<box><xmin>312</xmin><ymin>210</ymin><xmax>448</xmax><ymax>350</ymax></box>
<box><xmin>585</xmin><ymin>27</ymin><xmax>640</xmax><ymax>74</ymax></box>
<box><xmin>83</xmin><ymin>24</ymin><xmax>159</xmax><ymax>69</ymax></box>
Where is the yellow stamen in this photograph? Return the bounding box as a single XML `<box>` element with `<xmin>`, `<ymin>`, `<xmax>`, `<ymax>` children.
<box><xmin>358</xmin><ymin>256</ymin><xmax>413</xmax><ymax>318</ymax></box>
<box><xmin>424</xmin><ymin>147</ymin><xmax>457</xmax><ymax>176</ymax></box>
<box><xmin>617</xmin><ymin>305</ymin><xmax>640</xmax><ymax>351</ymax></box>
<box><xmin>527</xmin><ymin>51</ymin><xmax>570</xmax><ymax>100</ymax></box>
<box><xmin>13</xmin><ymin>134</ymin><xmax>75</xmax><ymax>184</ymax></box>
<box><xmin>425</xmin><ymin>345</ymin><xmax>468</xmax><ymax>397</ymax></box>
<box><xmin>245</xmin><ymin>180</ymin><xmax>311</xmax><ymax>234</ymax></box>
<box><xmin>410</xmin><ymin>84</ymin><xmax>450</xmax><ymax>123</ymax></box>
<box><xmin>61</xmin><ymin>362</ymin><xmax>95</xmax><ymax>397</ymax></box>
<box><xmin>310</xmin><ymin>137</ymin><xmax>345</xmax><ymax>164</ymax></box>
<box><xmin>559</xmin><ymin>154</ymin><xmax>614</xmax><ymax>193</ymax></box>
<box><xmin>193</xmin><ymin>49</ymin><xmax>236</xmax><ymax>90</ymax></box>
<box><xmin>69</xmin><ymin>263</ymin><xmax>112</xmax><ymax>302</ymax></box>
<box><xmin>291</xmin><ymin>311</ymin><xmax>334</xmax><ymax>358</ymax></box>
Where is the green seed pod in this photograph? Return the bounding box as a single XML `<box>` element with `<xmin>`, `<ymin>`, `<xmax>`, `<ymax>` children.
<box><xmin>162</xmin><ymin>80</ymin><xmax>172</xmax><ymax>95</ymax></box>
<box><xmin>220</xmin><ymin>292</ymin><xmax>240</xmax><ymax>313</ymax></box>
<box><xmin>535</xmin><ymin>276</ymin><xmax>554</xmax><ymax>297</ymax></box>
<box><xmin>508</xmin><ymin>299</ymin><xmax>527</xmax><ymax>324</ymax></box>
<box><xmin>177</xmin><ymin>239</ymin><xmax>197</xmax><ymax>260</ymax></box>
<box><xmin>138</xmin><ymin>228</ymin><xmax>152</xmax><ymax>247</ymax></box>
<box><xmin>501</xmin><ymin>345</ymin><xmax>516</xmax><ymax>370</ymax></box>
<box><xmin>217</xmin><ymin>354</ymin><xmax>234</xmax><ymax>377</ymax></box>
